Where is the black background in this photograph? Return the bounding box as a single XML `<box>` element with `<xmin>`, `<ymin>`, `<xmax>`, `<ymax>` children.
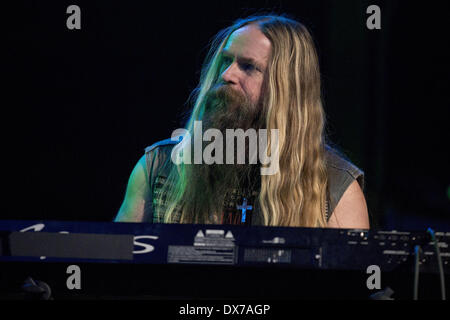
<box><xmin>5</xmin><ymin>0</ymin><xmax>450</xmax><ymax>231</ymax></box>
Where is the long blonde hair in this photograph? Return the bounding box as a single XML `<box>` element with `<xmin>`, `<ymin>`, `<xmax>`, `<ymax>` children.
<box><xmin>158</xmin><ymin>14</ymin><xmax>328</xmax><ymax>227</ymax></box>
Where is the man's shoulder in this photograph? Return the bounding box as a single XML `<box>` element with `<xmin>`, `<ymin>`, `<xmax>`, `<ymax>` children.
<box><xmin>144</xmin><ymin>136</ymin><xmax>183</xmax><ymax>154</ymax></box>
<box><xmin>324</xmin><ymin>144</ymin><xmax>365</xmax><ymax>217</ymax></box>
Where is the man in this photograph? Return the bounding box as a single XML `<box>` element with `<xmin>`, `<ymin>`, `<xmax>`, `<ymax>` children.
<box><xmin>114</xmin><ymin>14</ymin><xmax>369</xmax><ymax>229</ymax></box>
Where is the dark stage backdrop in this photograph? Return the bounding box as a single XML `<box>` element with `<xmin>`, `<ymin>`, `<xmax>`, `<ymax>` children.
<box><xmin>5</xmin><ymin>0</ymin><xmax>450</xmax><ymax>231</ymax></box>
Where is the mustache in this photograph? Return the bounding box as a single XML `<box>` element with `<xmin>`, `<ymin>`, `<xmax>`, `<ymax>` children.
<box><xmin>203</xmin><ymin>83</ymin><xmax>266</xmax><ymax>132</ymax></box>
<box><xmin>204</xmin><ymin>84</ymin><xmax>248</xmax><ymax>112</ymax></box>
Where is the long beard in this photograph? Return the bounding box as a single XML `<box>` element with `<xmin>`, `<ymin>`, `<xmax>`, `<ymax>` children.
<box><xmin>202</xmin><ymin>84</ymin><xmax>266</xmax><ymax>132</ymax></box>
<box><xmin>181</xmin><ymin>84</ymin><xmax>265</xmax><ymax>223</ymax></box>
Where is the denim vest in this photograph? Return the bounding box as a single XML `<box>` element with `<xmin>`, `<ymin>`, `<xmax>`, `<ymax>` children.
<box><xmin>142</xmin><ymin>137</ymin><xmax>364</xmax><ymax>224</ymax></box>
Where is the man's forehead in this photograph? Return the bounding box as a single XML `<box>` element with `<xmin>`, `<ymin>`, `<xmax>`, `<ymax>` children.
<box><xmin>223</xmin><ymin>25</ymin><xmax>271</xmax><ymax>66</ymax></box>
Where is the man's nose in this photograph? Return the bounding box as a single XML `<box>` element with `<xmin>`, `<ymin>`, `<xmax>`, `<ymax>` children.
<box><xmin>221</xmin><ymin>62</ymin><xmax>239</xmax><ymax>85</ymax></box>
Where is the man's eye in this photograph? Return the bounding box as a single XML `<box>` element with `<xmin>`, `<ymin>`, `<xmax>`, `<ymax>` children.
<box><xmin>240</xmin><ymin>62</ymin><xmax>255</xmax><ymax>72</ymax></box>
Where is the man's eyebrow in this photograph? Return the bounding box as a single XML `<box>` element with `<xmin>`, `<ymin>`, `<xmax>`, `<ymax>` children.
<box><xmin>220</xmin><ymin>49</ymin><xmax>265</xmax><ymax>71</ymax></box>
